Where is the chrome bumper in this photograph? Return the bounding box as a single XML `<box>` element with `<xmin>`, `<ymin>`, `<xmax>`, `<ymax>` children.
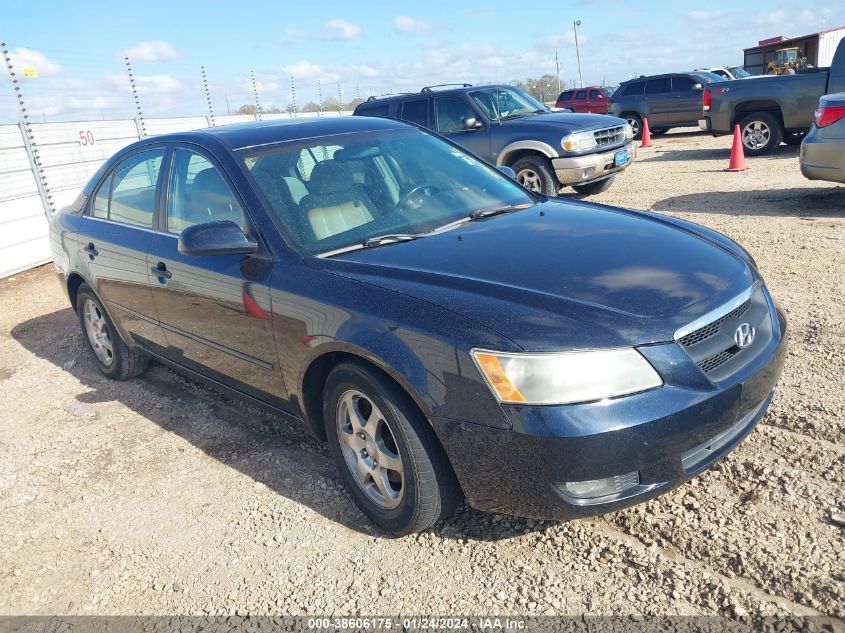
<box><xmin>552</xmin><ymin>141</ymin><xmax>636</xmax><ymax>185</ymax></box>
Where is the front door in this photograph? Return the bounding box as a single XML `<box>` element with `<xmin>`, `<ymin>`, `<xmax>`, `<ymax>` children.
<box><xmin>433</xmin><ymin>95</ymin><xmax>491</xmax><ymax>159</ymax></box>
<box><xmin>147</xmin><ymin>146</ymin><xmax>287</xmax><ymax>403</ymax></box>
<box><xmin>76</xmin><ymin>147</ymin><xmax>168</xmax><ymax>349</ymax></box>
<box><xmin>643</xmin><ymin>77</ymin><xmax>672</xmax><ymax>127</ymax></box>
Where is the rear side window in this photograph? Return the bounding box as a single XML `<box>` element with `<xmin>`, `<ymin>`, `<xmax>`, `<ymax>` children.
<box><xmin>558</xmin><ymin>91</ymin><xmax>574</xmax><ymax>101</ymax></box>
<box><xmin>399</xmin><ymin>99</ymin><xmax>429</xmax><ymax>126</ymax></box>
<box><xmin>645</xmin><ymin>78</ymin><xmax>670</xmax><ymax>94</ymax></box>
<box><xmin>356</xmin><ymin>102</ymin><xmax>390</xmax><ymax>117</ymax></box>
<box><xmin>672</xmin><ymin>76</ymin><xmax>695</xmax><ymax>92</ymax></box>
<box><xmin>575</xmin><ymin>90</ymin><xmax>586</xmax><ymax>100</ymax></box>
<box><xmin>92</xmin><ymin>149</ymin><xmax>164</xmax><ymax>228</ymax></box>
<box><xmin>621</xmin><ymin>81</ymin><xmax>645</xmax><ymax>96</ymax></box>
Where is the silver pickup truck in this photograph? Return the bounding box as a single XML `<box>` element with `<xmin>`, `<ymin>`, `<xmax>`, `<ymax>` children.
<box><xmin>701</xmin><ymin>39</ymin><xmax>845</xmax><ymax>155</ymax></box>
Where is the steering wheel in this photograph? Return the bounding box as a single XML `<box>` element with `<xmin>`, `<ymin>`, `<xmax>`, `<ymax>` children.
<box><xmin>397</xmin><ymin>184</ymin><xmax>441</xmax><ymax>210</ymax></box>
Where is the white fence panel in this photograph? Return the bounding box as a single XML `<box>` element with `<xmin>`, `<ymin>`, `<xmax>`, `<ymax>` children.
<box><xmin>214</xmin><ymin>115</ymin><xmax>258</xmax><ymax>126</ymax></box>
<box><xmin>145</xmin><ymin>116</ymin><xmax>210</xmax><ymax>136</ymax></box>
<box><xmin>0</xmin><ymin>124</ymin><xmax>51</xmax><ymax>277</ymax></box>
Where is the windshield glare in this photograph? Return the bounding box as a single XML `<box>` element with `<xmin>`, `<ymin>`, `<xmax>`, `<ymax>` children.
<box><xmin>241</xmin><ymin>128</ymin><xmax>534</xmax><ymax>256</ymax></box>
<box><xmin>728</xmin><ymin>66</ymin><xmax>751</xmax><ymax>78</ymax></box>
<box><xmin>470</xmin><ymin>87</ymin><xmax>546</xmax><ymax>121</ymax></box>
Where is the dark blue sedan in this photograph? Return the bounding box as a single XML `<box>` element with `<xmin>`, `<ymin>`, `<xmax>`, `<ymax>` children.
<box><xmin>50</xmin><ymin>116</ymin><xmax>787</xmax><ymax>534</ymax></box>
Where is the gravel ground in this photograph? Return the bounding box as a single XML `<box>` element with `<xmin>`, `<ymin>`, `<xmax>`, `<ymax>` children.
<box><xmin>0</xmin><ymin>129</ymin><xmax>843</xmax><ymax>624</ymax></box>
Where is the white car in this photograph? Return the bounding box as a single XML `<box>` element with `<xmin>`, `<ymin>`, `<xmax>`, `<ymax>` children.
<box><xmin>695</xmin><ymin>66</ymin><xmax>751</xmax><ymax>80</ymax></box>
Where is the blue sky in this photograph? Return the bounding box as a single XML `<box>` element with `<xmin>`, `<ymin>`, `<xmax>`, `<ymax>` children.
<box><xmin>1</xmin><ymin>0</ymin><xmax>843</xmax><ymax>122</ymax></box>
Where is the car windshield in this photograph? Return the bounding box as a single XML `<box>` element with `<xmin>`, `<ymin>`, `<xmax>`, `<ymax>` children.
<box><xmin>469</xmin><ymin>87</ymin><xmax>547</xmax><ymax>121</ymax></box>
<box><xmin>240</xmin><ymin>127</ymin><xmax>535</xmax><ymax>256</ymax></box>
<box><xmin>728</xmin><ymin>66</ymin><xmax>751</xmax><ymax>78</ymax></box>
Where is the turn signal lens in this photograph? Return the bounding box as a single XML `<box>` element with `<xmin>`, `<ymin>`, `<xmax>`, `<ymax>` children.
<box><xmin>472</xmin><ymin>353</ymin><xmax>527</xmax><ymax>402</ymax></box>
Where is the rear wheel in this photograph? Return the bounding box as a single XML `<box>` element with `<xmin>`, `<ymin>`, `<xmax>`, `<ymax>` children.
<box><xmin>572</xmin><ymin>176</ymin><xmax>615</xmax><ymax>196</ymax></box>
<box><xmin>324</xmin><ymin>362</ymin><xmax>461</xmax><ymax>535</ymax></box>
<box><xmin>624</xmin><ymin>113</ymin><xmax>643</xmax><ymax>140</ymax></box>
<box><xmin>511</xmin><ymin>155</ymin><xmax>560</xmax><ymax>196</ymax></box>
<box><xmin>738</xmin><ymin>111</ymin><xmax>783</xmax><ymax>156</ymax></box>
<box><xmin>76</xmin><ymin>284</ymin><xmax>148</xmax><ymax>380</ymax></box>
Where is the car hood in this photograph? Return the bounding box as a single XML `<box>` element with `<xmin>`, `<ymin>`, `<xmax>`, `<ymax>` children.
<box><xmin>318</xmin><ymin>199</ymin><xmax>755</xmax><ymax>351</ymax></box>
<box><xmin>505</xmin><ymin>111</ymin><xmax>625</xmax><ymax>133</ymax></box>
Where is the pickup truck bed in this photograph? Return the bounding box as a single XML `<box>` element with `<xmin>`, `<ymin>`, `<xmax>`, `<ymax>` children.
<box><xmin>702</xmin><ymin>39</ymin><xmax>845</xmax><ymax>155</ymax></box>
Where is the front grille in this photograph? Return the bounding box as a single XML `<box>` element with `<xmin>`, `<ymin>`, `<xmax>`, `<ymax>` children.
<box><xmin>675</xmin><ymin>284</ymin><xmax>772</xmax><ymax>381</ymax></box>
<box><xmin>593</xmin><ymin>125</ymin><xmax>625</xmax><ymax>147</ymax></box>
<box><xmin>697</xmin><ymin>346</ymin><xmax>739</xmax><ymax>373</ymax></box>
<box><xmin>678</xmin><ymin>298</ymin><xmax>751</xmax><ymax>347</ymax></box>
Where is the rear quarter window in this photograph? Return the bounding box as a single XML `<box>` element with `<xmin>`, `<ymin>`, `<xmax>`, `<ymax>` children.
<box><xmin>621</xmin><ymin>81</ymin><xmax>645</xmax><ymax>96</ymax></box>
<box><xmin>557</xmin><ymin>91</ymin><xmax>574</xmax><ymax>101</ymax></box>
<box><xmin>356</xmin><ymin>102</ymin><xmax>391</xmax><ymax>117</ymax></box>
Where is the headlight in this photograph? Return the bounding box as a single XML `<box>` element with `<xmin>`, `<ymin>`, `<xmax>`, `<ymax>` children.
<box><xmin>623</xmin><ymin>123</ymin><xmax>634</xmax><ymax>140</ymax></box>
<box><xmin>561</xmin><ymin>132</ymin><xmax>597</xmax><ymax>152</ymax></box>
<box><xmin>471</xmin><ymin>348</ymin><xmax>663</xmax><ymax>405</ymax></box>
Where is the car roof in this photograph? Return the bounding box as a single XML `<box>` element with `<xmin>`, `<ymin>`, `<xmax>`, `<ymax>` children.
<box><xmin>129</xmin><ymin>116</ymin><xmax>411</xmax><ymax>151</ymax></box>
<box><xmin>360</xmin><ymin>84</ymin><xmax>516</xmax><ymax>105</ymax></box>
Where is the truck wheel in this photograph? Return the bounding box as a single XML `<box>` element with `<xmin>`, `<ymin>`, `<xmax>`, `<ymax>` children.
<box><xmin>738</xmin><ymin>112</ymin><xmax>783</xmax><ymax>156</ymax></box>
<box><xmin>76</xmin><ymin>284</ymin><xmax>149</xmax><ymax>380</ymax></box>
<box><xmin>624</xmin><ymin>113</ymin><xmax>643</xmax><ymax>140</ymax></box>
<box><xmin>324</xmin><ymin>361</ymin><xmax>462</xmax><ymax>535</ymax></box>
<box><xmin>511</xmin><ymin>155</ymin><xmax>560</xmax><ymax>196</ymax></box>
<box><xmin>572</xmin><ymin>176</ymin><xmax>615</xmax><ymax>196</ymax></box>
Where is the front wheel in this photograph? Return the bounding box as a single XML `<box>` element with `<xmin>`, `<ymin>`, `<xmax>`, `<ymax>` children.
<box><xmin>572</xmin><ymin>176</ymin><xmax>615</xmax><ymax>196</ymax></box>
<box><xmin>739</xmin><ymin>112</ymin><xmax>783</xmax><ymax>156</ymax></box>
<box><xmin>624</xmin><ymin>113</ymin><xmax>643</xmax><ymax>140</ymax></box>
<box><xmin>324</xmin><ymin>362</ymin><xmax>461</xmax><ymax>535</ymax></box>
<box><xmin>76</xmin><ymin>284</ymin><xmax>148</xmax><ymax>380</ymax></box>
<box><xmin>511</xmin><ymin>155</ymin><xmax>560</xmax><ymax>196</ymax></box>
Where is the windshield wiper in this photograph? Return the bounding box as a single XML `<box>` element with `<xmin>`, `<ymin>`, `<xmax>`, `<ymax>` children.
<box><xmin>362</xmin><ymin>233</ymin><xmax>421</xmax><ymax>248</ymax></box>
<box><xmin>469</xmin><ymin>204</ymin><xmax>527</xmax><ymax>220</ymax></box>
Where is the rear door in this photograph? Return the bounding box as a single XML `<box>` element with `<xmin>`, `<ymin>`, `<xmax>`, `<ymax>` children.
<box><xmin>643</xmin><ymin>77</ymin><xmax>672</xmax><ymax>126</ymax></box>
<box><xmin>572</xmin><ymin>89</ymin><xmax>588</xmax><ymax>112</ymax></box>
<box><xmin>146</xmin><ymin>146</ymin><xmax>287</xmax><ymax>403</ymax></box>
<box><xmin>76</xmin><ymin>147</ymin><xmax>168</xmax><ymax>349</ymax></box>
<box><xmin>397</xmin><ymin>98</ymin><xmax>431</xmax><ymax>128</ymax></box>
<box><xmin>669</xmin><ymin>75</ymin><xmax>704</xmax><ymax>126</ymax></box>
<box><xmin>433</xmin><ymin>95</ymin><xmax>491</xmax><ymax>158</ymax></box>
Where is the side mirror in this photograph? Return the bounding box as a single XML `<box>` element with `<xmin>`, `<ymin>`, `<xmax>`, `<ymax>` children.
<box><xmin>692</xmin><ymin>83</ymin><xmax>703</xmax><ymax>91</ymax></box>
<box><xmin>463</xmin><ymin>117</ymin><xmax>483</xmax><ymax>130</ymax></box>
<box><xmin>178</xmin><ymin>220</ymin><xmax>258</xmax><ymax>256</ymax></box>
<box><xmin>497</xmin><ymin>165</ymin><xmax>517</xmax><ymax>179</ymax></box>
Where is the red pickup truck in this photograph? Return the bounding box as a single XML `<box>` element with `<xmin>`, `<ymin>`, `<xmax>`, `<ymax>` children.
<box><xmin>555</xmin><ymin>87</ymin><xmax>613</xmax><ymax>114</ymax></box>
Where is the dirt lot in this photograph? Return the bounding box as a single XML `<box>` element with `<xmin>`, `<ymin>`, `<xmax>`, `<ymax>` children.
<box><xmin>1</xmin><ymin>130</ymin><xmax>843</xmax><ymax>623</ymax></box>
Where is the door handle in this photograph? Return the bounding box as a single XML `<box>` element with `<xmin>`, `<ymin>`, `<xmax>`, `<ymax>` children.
<box><xmin>150</xmin><ymin>263</ymin><xmax>172</xmax><ymax>280</ymax></box>
<box><xmin>83</xmin><ymin>242</ymin><xmax>98</xmax><ymax>257</ymax></box>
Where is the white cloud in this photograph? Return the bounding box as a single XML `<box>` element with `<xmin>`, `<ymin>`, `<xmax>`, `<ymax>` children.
<box><xmin>536</xmin><ymin>30</ymin><xmax>583</xmax><ymax>49</ymax></box>
<box><xmin>8</xmin><ymin>48</ymin><xmax>61</xmax><ymax>77</ymax></box>
<box><xmin>323</xmin><ymin>19</ymin><xmax>361</xmax><ymax>40</ymax></box>
<box><xmin>393</xmin><ymin>16</ymin><xmax>431</xmax><ymax>33</ymax></box>
<box><xmin>121</xmin><ymin>40</ymin><xmax>177</xmax><ymax>62</ymax></box>
<box><xmin>282</xmin><ymin>60</ymin><xmax>340</xmax><ymax>82</ymax></box>
<box><xmin>352</xmin><ymin>64</ymin><xmax>379</xmax><ymax>77</ymax></box>
<box><xmin>105</xmin><ymin>73</ymin><xmax>182</xmax><ymax>95</ymax></box>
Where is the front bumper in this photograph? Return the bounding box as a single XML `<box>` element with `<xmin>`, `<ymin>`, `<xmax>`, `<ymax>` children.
<box><xmin>552</xmin><ymin>141</ymin><xmax>636</xmax><ymax>185</ymax></box>
<box><xmin>800</xmin><ymin>125</ymin><xmax>845</xmax><ymax>183</ymax></box>
<box><xmin>433</xmin><ymin>304</ymin><xmax>787</xmax><ymax>521</ymax></box>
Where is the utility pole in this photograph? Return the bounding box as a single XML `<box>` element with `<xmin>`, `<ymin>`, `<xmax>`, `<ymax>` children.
<box><xmin>555</xmin><ymin>50</ymin><xmax>561</xmax><ymax>95</ymax></box>
<box><xmin>573</xmin><ymin>20</ymin><xmax>583</xmax><ymax>88</ymax></box>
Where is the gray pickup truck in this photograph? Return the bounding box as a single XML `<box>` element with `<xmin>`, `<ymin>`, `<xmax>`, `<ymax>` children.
<box><xmin>702</xmin><ymin>38</ymin><xmax>845</xmax><ymax>155</ymax></box>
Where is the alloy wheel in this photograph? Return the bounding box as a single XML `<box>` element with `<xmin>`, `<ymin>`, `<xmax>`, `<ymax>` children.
<box><xmin>516</xmin><ymin>168</ymin><xmax>543</xmax><ymax>193</ymax></box>
<box><xmin>627</xmin><ymin>117</ymin><xmax>640</xmax><ymax>137</ymax></box>
<box><xmin>336</xmin><ymin>389</ymin><xmax>404</xmax><ymax>509</ymax></box>
<box><xmin>82</xmin><ymin>298</ymin><xmax>114</xmax><ymax>366</ymax></box>
<box><xmin>742</xmin><ymin>121</ymin><xmax>771</xmax><ymax>150</ymax></box>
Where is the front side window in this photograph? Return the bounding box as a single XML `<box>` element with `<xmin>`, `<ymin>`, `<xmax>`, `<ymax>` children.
<box><xmin>242</xmin><ymin>128</ymin><xmax>534</xmax><ymax>256</ymax></box>
<box><xmin>94</xmin><ymin>149</ymin><xmax>164</xmax><ymax>228</ymax></box>
<box><xmin>589</xmin><ymin>89</ymin><xmax>602</xmax><ymax>99</ymax></box>
<box><xmin>435</xmin><ymin>96</ymin><xmax>479</xmax><ymax>133</ymax></box>
<box><xmin>166</xmin><ymin>149</ymin><xmax>245</xmax><ymax>234</ymax></box>
<box><xmin>672</xmin><ymin>76</ymin><xmax>695</xmax><ymax>92</ymax></box>
<box><xmin>469</xmin><ymin>87</ymin><xmax>545</xmax><ymax>122</ymax></box>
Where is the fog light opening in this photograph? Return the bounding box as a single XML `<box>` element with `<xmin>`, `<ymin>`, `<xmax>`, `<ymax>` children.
<box><xmin>581</xmin><ymin>168</ymin><xmax>590</xmax><ymax>179</ymax></box>
<box><xmin>562</xmin><ymin>471</ymin><xmax>639</xmax><ymax>500</ymax></box>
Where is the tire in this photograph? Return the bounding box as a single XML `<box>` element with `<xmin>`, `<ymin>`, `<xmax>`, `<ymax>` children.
<box><xmin>738</xmin><ymin>111</ymin><xmax>783</xmax><ymax>156</ymax></box>
<box><xmin>324</xmin><ymin>361</ymin><xmax>461</xmax><ymax>535</ymax></box>
<box><xmin>511</xmin><ymin>155</ymin><xmax>560</xmax><ymax>196</ymax></box>
<box><xmin>782</xmin><ymin>131</ymin><xmax>806</xmax><ymax>146</ymax></box>
<box><xmin>572</xmin><ymin>175</ymin><xmax>615</xmax><ymax>196</ymax></box>
<box><xmin>76</xmin><ymin>284</ymin><xmax>149</xmax><ymax>380</ymax></box>
<box><xmin>624</xmin><ymin>113</ymin><xmax>643</xmax><ymax>140</ymax></box>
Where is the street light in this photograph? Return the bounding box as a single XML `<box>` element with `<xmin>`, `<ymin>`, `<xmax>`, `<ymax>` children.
<box><xmin>573</xmin><ymin>20</ymin><xmax>583</xmax><ymax>88</ymax></box>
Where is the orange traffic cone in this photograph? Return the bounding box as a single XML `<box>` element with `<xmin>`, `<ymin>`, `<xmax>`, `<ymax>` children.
<box><xmin>725</xmin><ymin>124</ymin><xmax>748</xmax><ymax>172</ymax></box>
<box><xmin>640</xmin><ymin>117</ymin><xmax>652</xmax><ymax>148</ymax></box>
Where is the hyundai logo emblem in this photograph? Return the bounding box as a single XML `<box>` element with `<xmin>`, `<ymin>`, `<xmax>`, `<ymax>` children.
<box><xmin>734</xmin><ymin>323</ymin><xmax>756</xmax><ymax>348</ymax></box>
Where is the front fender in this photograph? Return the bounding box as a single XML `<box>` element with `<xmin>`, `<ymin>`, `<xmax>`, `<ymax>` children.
<box><xmin>496</xmin><ymin>139</ymin><xmax>559</xmax><ymax>166</ymax></box>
